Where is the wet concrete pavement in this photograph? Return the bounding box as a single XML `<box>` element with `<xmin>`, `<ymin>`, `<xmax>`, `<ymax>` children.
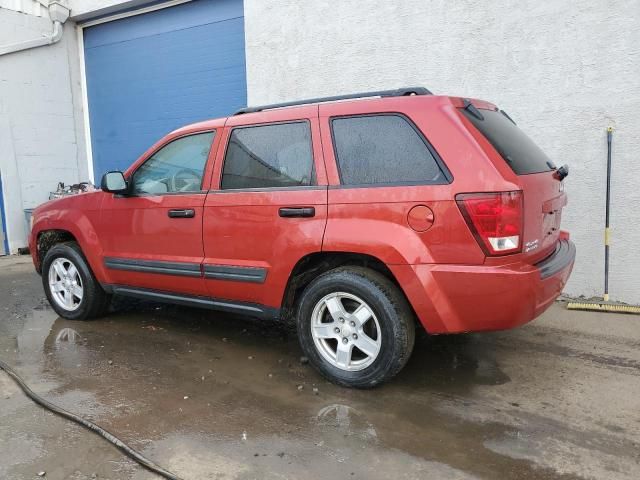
<box><xmin>1</xmin><ymin>254</ymin><xmax>639</xmax><ymax>480</ymax></box>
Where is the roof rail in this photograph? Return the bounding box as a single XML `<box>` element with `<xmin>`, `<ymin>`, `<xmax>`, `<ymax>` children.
<box><xmin>233</xmin><ymin>86</ymin><xmax>432</xmax><ymax>115</ymax></box>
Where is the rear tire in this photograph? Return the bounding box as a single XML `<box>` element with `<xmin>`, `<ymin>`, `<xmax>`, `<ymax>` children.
<box><xmin>42</xmin><ymin>242</ymin><xmax>111</xmax><ymax>320</ymax></box>
<box><xmin>296</xmin><ymin>267</ymin><xmax>415</xmax><ymax>388</ymax></box>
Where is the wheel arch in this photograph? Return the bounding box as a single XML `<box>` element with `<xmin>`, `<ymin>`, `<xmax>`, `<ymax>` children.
<box><xmin>35</xmin><ymin>229</ymin><xmax>78</xmax><ymax>273</ymax></box>
<box><xmin>35</xmin><ymin>224</ymin><xmax>106</xmax><ymax>283</ymax></box>
<box><xmin>281</xmin><ymin>251</ymin><xmax>418</xmax><ymax>325</ymax></box>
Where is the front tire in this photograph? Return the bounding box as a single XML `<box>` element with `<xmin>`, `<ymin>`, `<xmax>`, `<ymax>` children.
<box><xmin>42</xmin><ymin>242</ymin><xmax>110</xmax><ymax>320</ymax></box>
<box><xmin>296</xmin><ymin>267</ymin><xmax>415</xmax><ymax>388</ymax></box>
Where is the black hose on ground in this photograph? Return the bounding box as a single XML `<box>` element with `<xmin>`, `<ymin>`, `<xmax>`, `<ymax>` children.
<box><xmin>0</xmin><ymin>358</ymin><xmax>183</xmax><ymax>480</ymax></box>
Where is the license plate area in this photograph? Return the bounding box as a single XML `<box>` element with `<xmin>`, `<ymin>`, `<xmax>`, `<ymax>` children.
<box><xmin>543</xmin><ymin>209</ymin><xmax>562</xmax><ymax>237</ymax></box>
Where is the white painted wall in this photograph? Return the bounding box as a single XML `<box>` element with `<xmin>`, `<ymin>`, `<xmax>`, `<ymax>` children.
<box><xmin>0</xmin><ymin>0</ymin><xmax>47</xmax><ymax>17</ymax></box>
<box><xmin>245</xmin><ymin>0</ymin><xmax>640</xmax><ymax>303</ymax></box>
<box><xmin>1</xmin><ymin>0</ymin><xmax>638</xmax><ymax>303</ymax></box>
<box><xmin>0</xmin><ymin>6</ymin><xmax>88</xmax><ymax>252</ymax></box>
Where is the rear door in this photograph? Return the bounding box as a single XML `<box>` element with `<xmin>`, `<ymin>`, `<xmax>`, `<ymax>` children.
<box><xmin>460</xmin><ymin>106</ymin><xmax>566</xmax><ymax>262</ymax></box>
<box><xmin>202</xmin><ymin>106</ymin><xmax>328</xmax><ymax>310</ymax></box>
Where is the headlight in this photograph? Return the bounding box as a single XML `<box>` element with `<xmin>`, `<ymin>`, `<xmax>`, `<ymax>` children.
<box><xmin>30</xmin><ymin>214</ymin><xmax>34</xmax><ymax>231</ymax></box>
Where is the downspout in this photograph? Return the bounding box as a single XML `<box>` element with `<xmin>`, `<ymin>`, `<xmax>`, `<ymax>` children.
<box><xmin>0</xmin><ymin>1</ymin><xmax>71</xmax><ymax>57</ymax></box>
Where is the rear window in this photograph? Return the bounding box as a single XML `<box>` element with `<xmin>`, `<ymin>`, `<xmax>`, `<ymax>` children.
<box><xmin>331</xmin><ymin>114</ymin><xmax>448</xmax><ymax>186</ymax></box>
<box><xmin>461</xmin><ymin>108</ymin><xmax>555</xmax><ymax>175</ymax></box>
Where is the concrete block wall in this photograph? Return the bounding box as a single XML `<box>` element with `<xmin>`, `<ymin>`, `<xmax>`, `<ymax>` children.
<box><xmin>0</xmin><ymin>6</ymin><xmax>88</xmax><ymax>252</ymax></box>
<box><xmin>244</xmin><ymin>0</ymin><xmax>640</xmax><ymax>303</ymax></box>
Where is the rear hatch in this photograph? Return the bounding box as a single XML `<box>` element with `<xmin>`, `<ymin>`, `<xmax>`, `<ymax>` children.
<box><xmin>460</xmin><ymin>103</ymin><xmax>567</xmax><ymax>263</ymax></box>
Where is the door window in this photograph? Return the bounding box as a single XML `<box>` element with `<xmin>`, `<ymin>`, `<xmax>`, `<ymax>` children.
<box><xmin>131</xmin><ymin>132</ymin><xmax>215</xmax><ymax>195</ymax></box>
<box><xmin>221</xmin><ymin>122</ymin><xmax>315</xmax><ymax>189</ymax></box>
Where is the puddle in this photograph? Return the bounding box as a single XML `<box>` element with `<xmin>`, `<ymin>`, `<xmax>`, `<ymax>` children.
<box><xmin>2</xmin><ymin>257</ymin><xmax>639</xmax><ymax>479</ymax></box>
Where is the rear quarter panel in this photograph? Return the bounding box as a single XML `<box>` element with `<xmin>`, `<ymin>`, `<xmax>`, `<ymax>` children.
<box><xmin>319</xmin><ymin>96</ymin><xmax>517</xmax><ymax>266</ymax></box>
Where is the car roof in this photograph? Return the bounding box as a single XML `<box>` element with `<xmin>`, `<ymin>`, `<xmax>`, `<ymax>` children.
<box><xmin>171</xmin><ymin>90</ymin><xmax>496</xmax><ymax>134</ymax></box>
<box><xmin>171</xmin><ymin>87</ymin><xmax>435</xmax><ymax>133</ymax></box>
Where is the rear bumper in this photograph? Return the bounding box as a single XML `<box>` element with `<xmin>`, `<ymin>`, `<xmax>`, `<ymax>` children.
<box><xmin>536</xmin><ymin>238</ymin><xmax>575</xmax><ymax>279</ymax></box>
<box><xmin>390</xmin><ymin>239</ymin><xmax>576</xmax><ymax>334</ymax></box>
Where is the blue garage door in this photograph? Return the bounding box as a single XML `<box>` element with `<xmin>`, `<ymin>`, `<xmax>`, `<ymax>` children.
<box><xmin>84</xmin><ymin>0</ymin><xmax>246</xmax><ymax>179</ymax></box>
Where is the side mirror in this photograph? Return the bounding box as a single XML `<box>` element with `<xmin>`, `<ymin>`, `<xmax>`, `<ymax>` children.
<box><xmin>101</xmin><ymin>171</ymin><xmax>128</xmax><ymax>194</ymax></box>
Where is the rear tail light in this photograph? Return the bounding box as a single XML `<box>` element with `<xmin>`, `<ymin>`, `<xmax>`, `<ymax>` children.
<box><xmin>456</xmin><ymin>191</ymin><xmax>523</xmax><ymax>256</ymax></box>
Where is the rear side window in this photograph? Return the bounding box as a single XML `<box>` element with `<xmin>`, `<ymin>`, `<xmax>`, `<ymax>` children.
<box><xmin>461</xmin><ymin>108</ymin><xmax>555</xmax><ymax>175</ymax></box>
<box><xmin>331</xmin><ymin>114</ymin><xmax>447</xmax><ymax>186</ymax></box>
<box><xmin>221</xmin><ymin>122</ymin><xmax>315</xmax><ymax>189</ymax></box>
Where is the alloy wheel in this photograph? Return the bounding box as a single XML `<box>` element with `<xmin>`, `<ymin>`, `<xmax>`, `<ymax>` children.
<box><xmin>48</xmin><ymin>257</ymin><xmax>84</xmax><ymax>312</ymax></box>
<box><xmin>310</xmin><ymin>292</ymin><xmax>382</xmax><ymax>371</ymax></box>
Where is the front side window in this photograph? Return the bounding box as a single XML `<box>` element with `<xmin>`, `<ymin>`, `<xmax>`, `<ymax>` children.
<box><xmin>331</xmin><ymin>114</ymin><xmax>446</xmax><ymax>186</ymax></box>
<box><xmin>131</xmin><ymin>132</ymin><xmax>215</xmax><ymax>195</ymax></box>
<box><xmin>221</xmin><ymin>122</ymin><xmax>315</xmax><ymax>190</ymax></box>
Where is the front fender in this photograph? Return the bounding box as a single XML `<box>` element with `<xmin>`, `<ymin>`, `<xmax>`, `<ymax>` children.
<box><xmin>30</xmin><ymin>194</ymin><xmax>107</xmax><ymax>282</ymax></box>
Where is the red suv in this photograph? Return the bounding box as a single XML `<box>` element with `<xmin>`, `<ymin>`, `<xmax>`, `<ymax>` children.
<box><xmin>29</xmin><ymin>87</ymin><xmax>574</xmax><ymax>387</ymax></box>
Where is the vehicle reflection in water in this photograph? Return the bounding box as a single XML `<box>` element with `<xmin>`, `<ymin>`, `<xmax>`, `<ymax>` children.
<box><xmin>316</xmin><ymin>403</ymin><xmax>378</xmax><ymax>441</ymax></box>
<box><xmin>55</xmin><ymin>327</ymin><xmax>80</xmax><ymax>344</ymax></box>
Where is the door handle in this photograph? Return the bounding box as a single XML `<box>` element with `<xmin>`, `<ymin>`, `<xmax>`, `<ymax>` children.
<box><xmin>168</xmin><ymin>209</ymin><xmax>195</xmax><ymax>218</ymax></box>
<box><xmin>279</xmin><ymin>207</ymin><xmax>315</xmax><ymax>218</ymax></box>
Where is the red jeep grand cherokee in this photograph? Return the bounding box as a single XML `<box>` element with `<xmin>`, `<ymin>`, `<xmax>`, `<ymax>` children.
<box><xmin>29</xmin><ymin>87</ymin><xmax>575</xmax><ymax>387</ymax></box>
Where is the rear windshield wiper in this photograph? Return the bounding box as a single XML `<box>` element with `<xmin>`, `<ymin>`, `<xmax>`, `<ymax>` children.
<box><xmin>500</xmin><ymin>109</ymin><xmax>516</xmax><ymax>125</ymax></box>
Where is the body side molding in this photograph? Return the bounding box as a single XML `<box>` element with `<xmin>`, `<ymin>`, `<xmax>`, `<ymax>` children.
<box><xmin>104</xmin><ymin>257</ymin><xmax>201</xmax><ymax>277</ymax></box>
<box><xmin>203</xmin><ymin>264</ymin><xmax>267</xmax><ymax>283</ymax></box>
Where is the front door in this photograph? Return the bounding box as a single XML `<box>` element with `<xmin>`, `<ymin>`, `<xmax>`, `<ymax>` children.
<box><xmin>98</xmin><ymin>131</ymin><xmax>219</xmax><ymax>296</ymax></box>
<box><xmin>202</xmin><ymin>106</ymin><xmax>328</xmax><ymax>311</ymax></box>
